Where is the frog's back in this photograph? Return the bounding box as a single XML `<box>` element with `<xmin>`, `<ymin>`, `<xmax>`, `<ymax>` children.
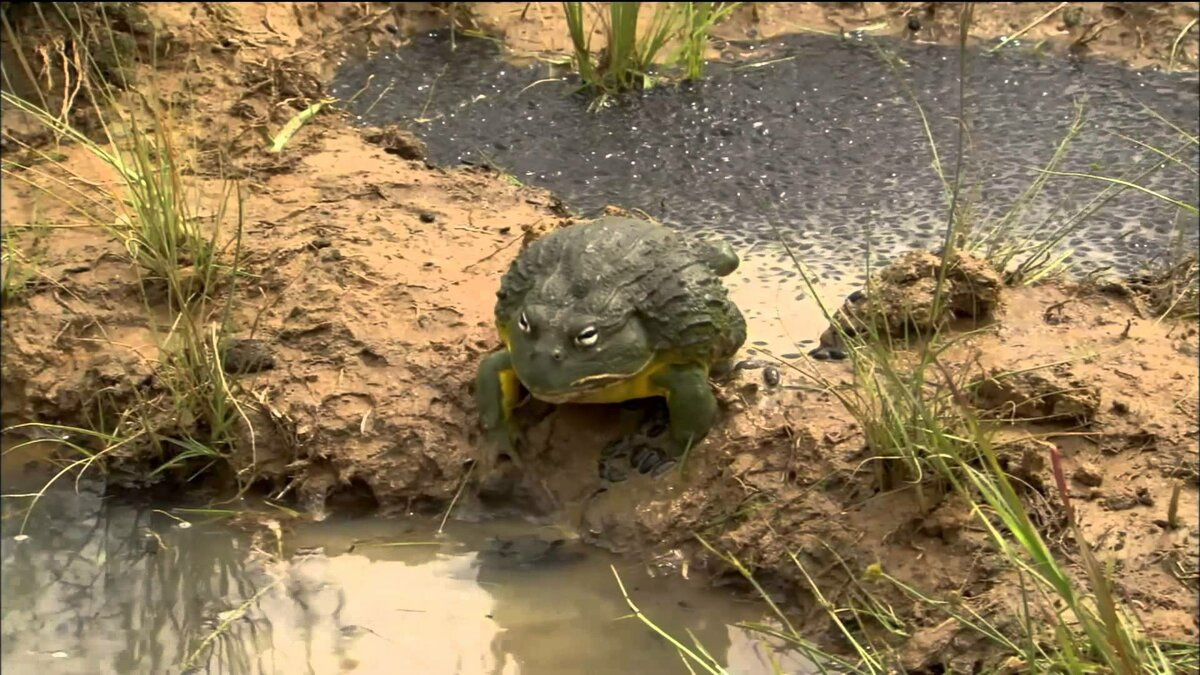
<box><xmin>498</xmin><ymin>217</ymin><xmax>746</xmax><ymax>365</ymax></box>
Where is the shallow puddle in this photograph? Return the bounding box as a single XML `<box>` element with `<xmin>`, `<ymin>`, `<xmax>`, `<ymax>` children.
<box><xmin>1</xmin><ymin>448</ymin><xmax>814</xmax><ymax>675</ymax></box>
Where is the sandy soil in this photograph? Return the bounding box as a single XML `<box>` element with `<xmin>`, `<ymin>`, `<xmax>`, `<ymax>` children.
<box><xmin>473</xmin><ymin>2</ymin><xmax>1200</xmax><ymax>71</ymax></box>
<box><xmin>1</xmin><ymin>2</ymin><xmax>1197</xmax><ymax>670</ymax></box>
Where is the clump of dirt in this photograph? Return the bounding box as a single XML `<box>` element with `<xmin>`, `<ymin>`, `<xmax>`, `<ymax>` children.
<box><xmin>811</xmin><ymin>249</ymin><xmax>1003</xmax><ymax>358</ymax></box>
<box><xmin>0</xmin><ymin>3</ymin><xmax>1196</xmax><ymax>671</ymax></box>
<box><xmin>1101</xmin><ymin>250</ymin><xmax>1200</xmax><ymax>320</ymax></box>
<box><xmin>976</xmin><ymin>365</ymin><xmax>1102</xmax><ymax>424</ymax></box>
<box><xmin>361</xmin><ymin>124</ymin><xmax>428</xmax><ymax>161</ymax></box>
<box><xmin>0</xmin><ymin>2</ymin><xmax>166</xmax><ymax>93</ymax></box>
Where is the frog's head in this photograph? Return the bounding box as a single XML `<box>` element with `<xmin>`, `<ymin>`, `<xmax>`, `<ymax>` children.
<box><xmin>499</xmin><ymin>297</ymin><xmax>654</xmax><ymax>403</ymax></box>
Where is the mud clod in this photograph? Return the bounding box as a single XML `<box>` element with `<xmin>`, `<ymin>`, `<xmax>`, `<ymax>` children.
<box><xmin>361</xmin><ymin>124</ymin><xmax>427</xmax><ymax>160</ymax></box>
<box><xmin>811</xmin><ymin>250</ymin><xmax>1002</xmax><ymax>358</ymax></box>
<box><xmin>1103</xmin><ymin>489</ymin><xmax>1143</xmax><ymax>511</ymax></box>
<box><xmin>1073</xmin><ymin>461</ymin><xmax>1105</xmax><ymax>487</ymax></box>
<box><xmin>975</xmin><ymin>367</ymin><xmax>1101</xmax><ymax>425</ymax></box>
<box><xmin>220</xmin><ymin>338</ymin><xmax>277</xmax><ymax>375</ymax></box>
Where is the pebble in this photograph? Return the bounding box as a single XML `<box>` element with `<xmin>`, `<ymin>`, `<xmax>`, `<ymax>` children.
<box><xmin>763</xmin><ymin>366</ymin><xmax>781</xmax><ymax>387</ymax></box>
<box><xmin>1072</xmin><ymin>461</ymin><xmax>1104</xmax><ymax>487</ymax></box>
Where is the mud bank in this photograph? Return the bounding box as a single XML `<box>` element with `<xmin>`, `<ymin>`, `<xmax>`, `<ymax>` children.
<box><xmin>469</xmin><ymin>2</ymin><xmax>1200</xmax><ymax>71</ymax></box>
<box><xmin>2</xmin><ymin>2</ymin><xmax>1197</xmax><ymax>670</ymax></box>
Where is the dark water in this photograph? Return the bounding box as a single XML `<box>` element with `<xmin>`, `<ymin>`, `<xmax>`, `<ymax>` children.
<box><xmin>331</xmin><ymin>31</ymin><xmax>1199</xmax><ymax>285</ymax></box>
<box><xmin>1</xmin><ymin>442</ymin><xmax>811</xmax><ymax>675</ymax></box>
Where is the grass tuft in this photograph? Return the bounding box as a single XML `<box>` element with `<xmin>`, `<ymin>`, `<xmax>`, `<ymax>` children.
<box><xmin>1</xmin><ymin>4</ymin><xmax>258</xmax><ymax>499</ymax></box>
<box><xmin>675</xmin><ymin>2</ymin><xmax>742</xmax><ymax>81</ymax></box>
<box><xmin>563</xmin><ymin>2</ymin><xmax>739</xmax><ymax>102</ymax></box>
<box><xmin>618</xmin><ymin>4</ymin><xmax>1200</xmax><ymax>672</ymax></box>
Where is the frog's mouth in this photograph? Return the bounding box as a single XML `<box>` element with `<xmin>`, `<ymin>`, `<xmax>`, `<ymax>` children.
<box><xmin>521</xmin><ymin>358</ymin><xmax>654</xmax><ymax>404</ymax></box>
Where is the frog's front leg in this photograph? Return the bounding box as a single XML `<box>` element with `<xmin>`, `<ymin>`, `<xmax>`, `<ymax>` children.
<box><xmin>475</xmin><ymin>350</ymin><xmax>525</xmax><ymax>470</ymax></box>
<box><xmin>628</xmin><ymin>364</ymin><xmax>719</xmax><ymax>476</ymax></box>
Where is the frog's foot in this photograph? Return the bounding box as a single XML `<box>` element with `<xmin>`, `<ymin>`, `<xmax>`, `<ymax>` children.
<box><xmin>475</xmin><ymin>350</ymin><xmax>527</xmax><ymax>472</ymax></box>
<box><xmin>655</xmin><ymin>363</ymin><xmax>719</xmax><ymax>465</ymax></box>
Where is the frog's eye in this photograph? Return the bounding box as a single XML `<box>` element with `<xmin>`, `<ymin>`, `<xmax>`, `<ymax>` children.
<box><xmin>574</xmin><ymin>326</ymin><xmax>599</xmax><ymax>348</ymax></box>
<box><xmin>517</xmin><ymin>311</ymin><xmax>532</xmax><ymax>333</ymax></box>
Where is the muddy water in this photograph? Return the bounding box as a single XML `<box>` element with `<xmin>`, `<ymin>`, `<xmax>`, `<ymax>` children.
<box><xmin>1</xmin><ymin>447</ymin><xmax>812</xmax><ymax>675</ymax></box>
<box><xmin>331</xmin><ymin>31</ymin><xmax>1199</xmax><ymax>354</ymax></box>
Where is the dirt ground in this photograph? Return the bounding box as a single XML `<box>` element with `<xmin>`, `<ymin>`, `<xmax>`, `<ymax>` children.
<box><xmin>1</xmin><ymin>2</ymin><xmax>1197</xmax><ymax>670</ymax></box>
<box><xmin>473</xmin><ymin>2</ymin><xmax>1200</xmax><ymax>70</ymax></box>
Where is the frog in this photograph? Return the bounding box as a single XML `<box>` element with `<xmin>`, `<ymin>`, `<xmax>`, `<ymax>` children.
<box><xmin>474</xmin><ymin>216</ymin><xmax>746</xmax><ymax>478</ymax></box>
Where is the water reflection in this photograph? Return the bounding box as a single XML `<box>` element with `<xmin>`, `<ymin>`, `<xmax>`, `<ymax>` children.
<box><xmin>1</xmin><ymin>456</ymin><xmax>811</xmax><ymax>674</ymax></box>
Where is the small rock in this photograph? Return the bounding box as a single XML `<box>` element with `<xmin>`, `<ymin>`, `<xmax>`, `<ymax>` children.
<box><xmin>762</xmin><ymin>366</ymin><xmax>781</xmax><ymax>387</ymax></box>
<box><xmin>307</xmin><ymin>237</ymin><xmax>332</xmax><ymax>251</ymax></box>
<box><xmin>1103</xmin><ymin>490</ymin><xmax>1140</xmax><ymax>511</ymax></box>
<box><xmin>1111</xmin><ymin>400</ymin><xmax>1130</xmax><ymax>415</ymax></box>
<box><xmin>1136</xmin><ymin>485</ymin><xmax>1154</xmax><ymax>506</ymax></box>
<box><xmin>320</xmin><ymin>248</ymin><xmax>344</xmax><ymax>262</ymax></box>
<box><xmin>419</xmin><ymin>212</ymin><xmax>437</xmax><ymax>224</ymax></box>
<box><xmin>1072</xmin><ymin>462</ymin><xmax>1104</xmax><ymax>487</ymax></box>
<box><xmin>220</xmin><ymin>338</ymin><xmax>277</xmax><ymax>375</ymax></box>
<box><xmin>907</xmin><ymin>14</ymin><xmax>922</xmax><ymax>31</ymax></box>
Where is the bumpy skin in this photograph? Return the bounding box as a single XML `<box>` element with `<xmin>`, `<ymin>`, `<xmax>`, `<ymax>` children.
<box><xmin>475</xmin><ymin>217</ymin><xmax>746</xmax><ymax>471</ymax></box>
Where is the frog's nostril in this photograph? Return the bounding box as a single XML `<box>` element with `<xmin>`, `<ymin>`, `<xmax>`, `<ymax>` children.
<box><xmin>552</xmin><ymin>348</ymin><xmax>564</xmax><ymax>361</ymax></box>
